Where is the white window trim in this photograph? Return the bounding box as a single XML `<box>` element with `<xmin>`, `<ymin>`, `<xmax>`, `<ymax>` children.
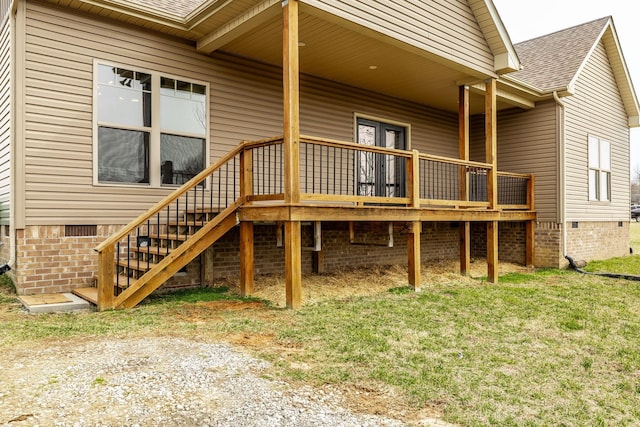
<box><xmin>92</xmin><ymin>60</ymin><xmax>210</xmax><ymax>188</ymax></box>
<box><xmin>588</xmin><ymin>134</ymin><xmax>611</xmax><ymax>203</ymax></box>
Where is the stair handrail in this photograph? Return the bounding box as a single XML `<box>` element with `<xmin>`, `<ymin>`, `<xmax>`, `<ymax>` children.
<box><xmin>94</xmin><ymin>136</ymin><xmax>282</xmax><ymax>254</ymax></box>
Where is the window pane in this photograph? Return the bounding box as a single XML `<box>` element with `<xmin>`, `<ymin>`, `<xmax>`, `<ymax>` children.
<box><xmin>600</xmin><ymin>171</ymin><xmax>610</xmax><ymax>201</ymax></box>
<box><xmin>160</xmin><ymin>134</ymin><xmax>205</xmax><ymax>185</ymax></box>
<box><xmin>98</xmin><ymin>127</ymin><xmax>149</xmax><ymax>183</ymax></box>
<box><xmin>160</xmin><ymin>82</ymin><xmax>206</xmax><ymax>135</ymax></box>
<box><xmin>98</xmin><ymin>67</ymin><xmax>151</xmax><ymax>127</ymax></box>
<box><xmin>600</xmin><ymin>140</ymin><xmax>611</xmax><ymax>170</ymax></box>
<box><xmin>588</xmin><ymin>136</ymin><xmax>599</xmax><ymax>168</ymax></box>
<box><xmin>97</xmin><ymin>64</ymin><xmax>115</xmax><ymax>85</ymax></box>
<box><xmin>589</xmin><ymin>169</ymin><xmax>598</xmax><ymax>200</ymax></box>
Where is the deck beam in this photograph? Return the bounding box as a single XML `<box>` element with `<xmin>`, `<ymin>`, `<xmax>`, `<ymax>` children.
<box><xmin>239</xmin><ymin>204</ymin><xmax>535</xmax><ymax>223</ymax></box>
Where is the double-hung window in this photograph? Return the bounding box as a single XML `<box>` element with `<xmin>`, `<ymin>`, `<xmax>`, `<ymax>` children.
<box><xmin>95</xmin><ymin>63</ymin><xmax>207</xmax><ymax>186</ymax></box>
<box><xmin>588</xmin><ymin>135</ymin><xmax>611</xmax><ymax>201</ymax></box>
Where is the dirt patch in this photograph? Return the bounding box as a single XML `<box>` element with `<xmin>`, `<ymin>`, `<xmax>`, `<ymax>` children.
<box><xmin>222</xmin><ymin>260</ymin><xmax>533</xmax><ymax>307</ymax></box>
<box><xmin>195</xmin><ymin>300</ymin><xmax>265</xmax><ymax>311</ymax></box>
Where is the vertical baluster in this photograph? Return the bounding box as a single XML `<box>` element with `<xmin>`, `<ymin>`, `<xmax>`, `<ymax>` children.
<box><xmin>166</xmin><ymin>205</ymin><xmax>170</xmax><ymax>257</ymax></box>
<box><xmin>312</xmin><ymin>143</ymin><xmax>316</xmax><ymax>193</ymax></box>
<box><xmin>116</xmin><ymin>241</ymin><xmax>121</xmax><ymax>296</ymax></box>
<box><xmin>333</xmin><ymin>146</ymin><xmax>336</xmax><ymax>195</ymax></box>
<box><xmin>209</xmin><ymin>172</ymin><xmax>213</xmax><ymax>220</ymax></box>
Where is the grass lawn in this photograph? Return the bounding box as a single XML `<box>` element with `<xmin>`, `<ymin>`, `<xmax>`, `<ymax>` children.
<box><xmin>2</xmin><ymin>257</ymin><xmax>640</xmax><ymax>426</ymax></box>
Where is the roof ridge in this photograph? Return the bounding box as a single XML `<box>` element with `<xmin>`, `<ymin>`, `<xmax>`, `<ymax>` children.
<box><xmin>514</xmin><ymin>16</ymin><xmax>610</xmax><ymax>47</ymax></box>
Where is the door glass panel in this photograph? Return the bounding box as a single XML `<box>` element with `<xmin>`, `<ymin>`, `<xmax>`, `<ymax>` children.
<box><xmin>358</xmin><ymin>124</ymin><xmax>376</xmax><ymax>196</ymax></box>
<box><xmin>385</xmin><ymin>129</ymin><xmax>401</xmax><ymax>197</ymax></box>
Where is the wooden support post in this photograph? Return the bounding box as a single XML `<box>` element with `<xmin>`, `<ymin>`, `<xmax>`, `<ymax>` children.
<box><xmin>285</xmin><ymin>221</ymin><xmax>302</xmax><ymax>309</ymax></box>
<box><xmin>276</xmin><ymin>221</ymin><xmax>283</xmax><ymax>247</ymax></box>
<box><xmin>527</xmin><ymin>173</ymin><xmax>535</xmax><ymax>211</ymax></box>
<box><xmin>312</xmin><ymin>251</ymin><xmax>324</xmax><ymax>274</ymax></box>
<box><xmin>313</xmin><ymin>221</ymin><xmax>322</xmax><ymax>251</ymax></box>
<box><xmin>459</xmin><ymin>85</ymin><xmax>470</xmax><ymax>202</ymax></box>
<box><xmin>487</xmin><ymin>221</ymin><xmax>499</xmax><ymax>283</ymax></box>
<box><xmin>239</xmin><ymin>221</ymin><xmax>254</xmax><ymax>296</ymax></box>
<box><xmin>408</xmin><ymin>221</ymin><xmax>421</xmax><ymax>290</ymax></box>
<box><xmin>283</xmin><ymin>0</ymin><xmax>300</xmax><ymax>204</ymax></box>
<box><xmin>526</xmin><ymin>220</ymin><xmax>535</xmax><ymax>267</ymax></box>
<box><xmin>485</xmin><ymin>78</ymin><xmax>498</xmax><ymax>210</ymax></box>
<box><xmin>459</xmin><ymin>85</ymin><xmax>471</xmax><ymax>277</ymax></box>
<box><xmin>407</xmin><ymin>150</ymin><xmax>420</xmax><ymax>207</ymax></box>
<box><xmin>200</xmin><ymin>245</ymin><xmax>215</xmax><ymax>287</ymax></box>
<box><xmin>460</xmin><ymin>221</ymin><xmax>471</xmax><ymax>276</ymax></box>
<box><xmin>240</xmin><ymin>148</ymin><xmax>253</xmax><ymax>202</ymax></box>
<box><xmin>97</xmin><ymin>246</ymin><xmax>115</xmax><ymax>311</ymax></box>
<box><xmin>311</xmin><ymin>221</ymin><xmax>323</xmax><ymax>273</ymax></box>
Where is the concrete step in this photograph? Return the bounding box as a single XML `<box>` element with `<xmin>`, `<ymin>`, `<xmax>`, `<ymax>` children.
<box><xmin>20</xmin><ymin>292</ymin><xmax>92</xmax><ymax>313</ymax></box>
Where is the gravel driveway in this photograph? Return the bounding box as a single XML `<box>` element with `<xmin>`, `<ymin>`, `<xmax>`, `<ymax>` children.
<box><xmin>0</xmin><ymin>337</ymin><xmax>423</xmax><ymax>427</ymax></box>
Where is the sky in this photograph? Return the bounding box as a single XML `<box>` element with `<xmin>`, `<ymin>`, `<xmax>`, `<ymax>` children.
<box><xmin>492</xmin><ymin>0</ymin><xmax>640</xmax><ymax>177</ymax></box>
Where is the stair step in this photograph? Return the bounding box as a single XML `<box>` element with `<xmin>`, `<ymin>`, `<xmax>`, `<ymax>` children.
<box><xmin>147</xmin><ymin>233</ymin><xmax>188</xmax><ymax>242</ymax></box>
<box><xmin>130</xmin><ymin>246</ymin><xmax>173</xmax><ymax>256</ymax></box>
<box><xmin>115</xmin><ymin>275</ymin><xmax>136</xmax><ymax>289</ymax></box>
<box><xmin>168</xmin><ymin>220</ymin><xmax>207</xmax><ymax>227</ymax></box>
<box><xmin>117</xmin><ymin>259</ymin><xmax>158</xmax><ymax>271</ymax></box>
<box><xmin>72</xmin><ymin>287</ymin><xmax>98</xmax><ymax>305</ymax></box>
<box><xmin>185</xmin><ymin>207</ymin><xmax>222</xmax><ymax>214</ymax></box>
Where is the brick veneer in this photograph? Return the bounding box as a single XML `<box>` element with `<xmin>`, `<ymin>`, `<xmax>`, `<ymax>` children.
<box><xmin>534</xmin><ymin>222</ymin><xmax>564</xmax><ymax>268</ymax></box>
<box><xmin>470</xmin><ymin>222</ymin><xmax>528</xmax><ymax>264</ymax></box>
<box><xmin>565</xmin><ymin>221</ymin><xmax>629</xmax><ymax>263</ymax></box>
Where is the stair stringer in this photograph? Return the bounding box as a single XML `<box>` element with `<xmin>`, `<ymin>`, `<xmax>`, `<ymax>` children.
<box><xmin>113</xmin><ymin>201</ymin><xmax>242</xmax><ymax>309</ymax></box>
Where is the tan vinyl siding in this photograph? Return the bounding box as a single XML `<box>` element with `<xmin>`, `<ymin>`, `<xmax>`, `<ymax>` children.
<box><xmin>0</xmin><ymin>0</ymin><xmax>10</xmax><ymax>23</ymax></box>
<box><xmin>0</xmin><ymin>17</ymin><xmax>10</xmax><ymax>225</ymax></box>
<box><xmin>563</xmin><ymin>40</ymin><xmax>630</xmax><ymax>222</ymax></box>
<box><xmin>496</xmin><ymin>101</ymin><xmax>558</xmax><ymax>222</ymax></box>
<box><xmin>24</xmin><ymin>1</ymin><xmax>459</xmax><ymax>226</ymax></box>
<box><xmin>302</xmin><ymin>0</ymin><xmax>495</xmax><ymax>76</ymax></box>
<box><xmin>468</xmin><ymin>101</ymin><xmax>558</xmax><ymax>222</ymax></box>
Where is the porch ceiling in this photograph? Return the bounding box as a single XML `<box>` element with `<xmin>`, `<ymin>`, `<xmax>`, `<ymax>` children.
<box><xmin>211</xmin><ymin>7</ymin><xmax>499</xmax><ymax>114</ymax></box>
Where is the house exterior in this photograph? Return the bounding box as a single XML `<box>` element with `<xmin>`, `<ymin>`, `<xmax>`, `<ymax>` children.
<box><xmin>0</xmin><ymin>0</ymin><xmax>636</xmax><ymax>309</ymax></box>
<box><xmin>499</xmin><ymin>17</ymin><xmax>639</xmax><ymax>267</ymax></box>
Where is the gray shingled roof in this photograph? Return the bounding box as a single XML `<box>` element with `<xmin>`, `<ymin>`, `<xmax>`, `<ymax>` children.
<box><xmin>507</xmin><ymin>17</ymin><xmax>610</xmax><ymax>92</ymax></box>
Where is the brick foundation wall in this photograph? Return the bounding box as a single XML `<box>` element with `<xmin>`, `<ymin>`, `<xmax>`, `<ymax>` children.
<box><xmin>470</xmin><ymin>222</ymin><xmax>527</xmax><ymax>264</ymax></box>
<box><xmin>565</xmin><ymin>221</ymin><xmax>629</xmax><ymax>263</ymax></box>
<box><xmin>15</xmin><ymin>225</ymin><xmax>122</xmax><ymax>294</ymax></box>
<box><xmin>534</xmin><ymin>222</ymin><xmax>563</xmax><ymax>268</ymax></box>
<box><xmin>15</xmin><ymin>221</ymin><xmax>531</xmax><ymax>295</ymax></box>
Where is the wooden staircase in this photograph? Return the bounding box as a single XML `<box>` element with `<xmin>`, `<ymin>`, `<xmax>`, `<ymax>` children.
<box><xmin>75</xmin><ymin>138</ymin><xmax>267</xmax><ymax>310</ymax></box>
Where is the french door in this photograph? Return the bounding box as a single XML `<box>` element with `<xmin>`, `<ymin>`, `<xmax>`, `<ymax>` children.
<box><xmin>356</xmin><ymin>118</ymin><xmax>406</xmax><ymax>197</ymax></box>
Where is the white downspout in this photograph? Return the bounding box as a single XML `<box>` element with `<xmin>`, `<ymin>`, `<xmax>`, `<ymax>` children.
<box><xmin>553</xmin><ymin>91</ymin><xmax>567</xmax><ymax>259</ymax></box>
<box><xmin>3</xmin><ymin>0</ymin><xmax>19</xmax><ymax>273</ymax></box>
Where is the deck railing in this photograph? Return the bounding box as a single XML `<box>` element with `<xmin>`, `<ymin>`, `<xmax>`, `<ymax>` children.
<box><xmin>95</xmin><ymin>134</ymin><xmax>533</xmax><ymax>309</ymax></box>
<box><xmin>297</xmin><ymin>136</ymin><xmax>532</xmax><ymax>209</ymax></box>
<box><xmin>498</xmin><ymin>171</ymin><xmax>535</xmax><ymax>209</ymax></box>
